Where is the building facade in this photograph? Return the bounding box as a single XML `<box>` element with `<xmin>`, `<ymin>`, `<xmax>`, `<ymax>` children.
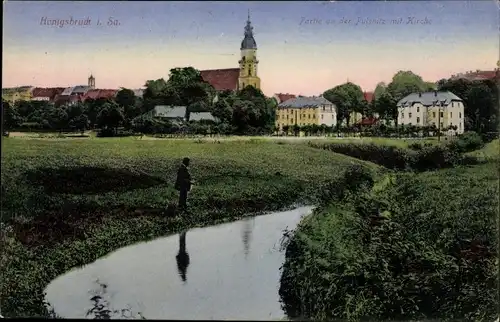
<box><xmin>199</xmin><ymin>12</ymin><xmax>261</xmax><ymax>92</ymax></box>
<box><xmin>275</xmin><ymin>96</ymin><xmax>337</xmax><ymax>131</ymax></box>
<box><xmin>397</xmin><ymin>91</ymin><xmax>465</xmax><ymax>134</ymax></box>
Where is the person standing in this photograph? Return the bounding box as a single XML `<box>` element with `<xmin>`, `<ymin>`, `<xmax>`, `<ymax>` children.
<box><xmin>174</xmin><ymin>157</ymin><xmax>193</xmax><ymax>212</ymax></box>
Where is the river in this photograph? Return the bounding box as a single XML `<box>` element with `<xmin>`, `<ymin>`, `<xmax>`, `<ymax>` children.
<box><xmin>44</xmin><ymin>206</ymin><xmax>314</xmax><ymax>320</ymax></box>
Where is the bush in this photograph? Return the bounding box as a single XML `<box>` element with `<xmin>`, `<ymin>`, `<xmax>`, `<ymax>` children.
<box><xmin>319</xmin><ymin>164</ymin><xmax>375</xmax><ymax>204</ymax></box>
<box><xmin>447</xmin><ymin>131</ymin><xmax>484</xmax><ymax>153</ymax></box>
<box><xmin>280</xmin><ymin>166</ymin><xmax>498</xmax><ymax>321</ymax></box>
<box><xmin>309</xmin><ymin>142</ymin><xmax>476</xmax><ymax>172</ymax></box>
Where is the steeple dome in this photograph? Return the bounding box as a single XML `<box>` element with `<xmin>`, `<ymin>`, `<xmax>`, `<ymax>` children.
<box><xmin>240</xmin><ymin>10</ymin><xmax>257</xmax><ymax>50</ymax></box>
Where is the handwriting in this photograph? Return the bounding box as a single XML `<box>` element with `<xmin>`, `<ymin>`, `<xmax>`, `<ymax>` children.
<box><xmin>39</xmin><ymin>16</ymin><xmax>121</xmax><ymax>28</ymax></box>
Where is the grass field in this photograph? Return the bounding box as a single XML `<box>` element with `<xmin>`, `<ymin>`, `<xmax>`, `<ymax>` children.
<box><xmin>279</xmin><ymin>141</ymin><xmax>499</xmax><ymax>321</ymax></box>
<box><xmin>0</xmin><ymin>136</ymin><xmax>383</xmax><ymax>318</ymax></box>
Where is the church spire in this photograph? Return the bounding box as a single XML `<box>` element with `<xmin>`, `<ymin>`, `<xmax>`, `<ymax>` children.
<box><xmin>241</xmin><ymin>10</ymin><xmax>257</xmax><ymax>50</ymax></box>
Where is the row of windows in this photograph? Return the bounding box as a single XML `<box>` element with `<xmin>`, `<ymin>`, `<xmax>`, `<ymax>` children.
<box><xmin>401</xmin><ymin>102</ymin><xmax>460</xmax><ymax>111</ymax></box>
<box><xmin>279</xmin><ymin>114</ymin><xmax>335</xmax><ymax>120</ymax></box>
<box><xmin>401</xmin><ymin>111</ymin><xmax>462</xmax><ymax>119</ymax></box>
<box><xmin>402</xmin><ymin>122</ymin><xmax>462</xmax><ymax>130</ymax></box>
<box><xmin>279</xmin><ymin>105</ymin><xmax>334</xmax><ymax>112</ymax></box>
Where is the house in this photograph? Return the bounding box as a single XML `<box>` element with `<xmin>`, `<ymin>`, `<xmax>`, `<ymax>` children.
<box><xmin>148</xmin><ymin>106</ymin><xmax>216</xmax><ymax>123</ymax></box>
<box><xmin>82</xmin><ymin>89</ymin><xmax>118</xmax><ymax>101</ymax></box>
<box><xmin>2</xmin><ymin>86</ymin><xmax>34</xmax><ymax>103</ymax></box>
<box><xmin>397</xmin><ymin>91</ymin><xmax>465</xmax><ymax>134</ymax></box>
<box><xmin>276</xmin><ymin>96</ymin><xmax>337</xmax><ymax>131</ymax></box>
<box><xmin>54</xmin><ymin>94</ymin><xmax>84</xmax><ymax>107</ymax></box>
<box><xmin>31</xmin><ymin>87</ymin><xmax>65</xmax><ymax>102</ymax></box>
<box><xmin>450</xmin><ymin>69</ymin><xmax>499</xmax><ymax>82</ymax></box>
<box><xmin>132</xmin><ymin>89</ymin><xmax>145</xmax><ymax>98</ymax></box>
<box><xmin>273</xmin><ymin>93</ymin><xmax>296</xmax><ymax>104</ymax></box>
<box><xmin>189</xmin><ymin>111</ymin><xmax>216</xmax><ymax>122</ymax></box>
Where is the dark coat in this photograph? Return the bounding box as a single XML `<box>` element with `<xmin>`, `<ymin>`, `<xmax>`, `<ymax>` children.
<box><xmin>175</xmin><ymin>164</ymin><xmax>192</xmax><ymax>191</ymax></box>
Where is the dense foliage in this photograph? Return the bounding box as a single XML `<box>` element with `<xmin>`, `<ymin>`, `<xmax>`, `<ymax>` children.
<box><xmin>308</xmin><ymin>131</ymin><xmax>483</xmax><ymax>171</ymax></box>
<box><xmin>279</xmin><ymin>157</ymin><xmax>498</xmax><ymax>321</ymax></box>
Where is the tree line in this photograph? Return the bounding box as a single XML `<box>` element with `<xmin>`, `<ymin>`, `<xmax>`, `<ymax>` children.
<box><xmin>2</xmin><ymin>68</ymin><xmax>498</xmax><ymax>137</ymax></box>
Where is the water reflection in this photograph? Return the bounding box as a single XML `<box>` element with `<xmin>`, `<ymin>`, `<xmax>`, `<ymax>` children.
<box><xmin>241</xmin><ymin>217</ymin><xmax>255</xmax><ymax>258</ymax></box>
<box><xmin>86</xmin><ymin>279</ymin><xmax>145</xmax><ymax>319</ymax></box>
<box><xmin>176</xmin><ymin>231</ymin><xmax>190</xmax><ymax>283</ymax></box>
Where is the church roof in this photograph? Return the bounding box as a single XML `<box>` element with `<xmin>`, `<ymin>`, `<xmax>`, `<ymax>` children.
<box><xmin>200</xmin><ymin>68</ymin><xmax>240</xmax><ymax>91</ymax></box>
<box><xmin>83</xmin><ymin>89</ymin><xmax>118</xmax><ymax>100</ymax></box>
<box><xmin>241</xmin><ymin>13</ymin><xmax>257</xmax><ymax>50</ymax></box>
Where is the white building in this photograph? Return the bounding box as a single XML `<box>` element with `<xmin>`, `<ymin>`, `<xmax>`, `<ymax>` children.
<box><xmin>397</xmin><ymin>91</ymin><xmax>465</xmax><ymax>134</ymax></box>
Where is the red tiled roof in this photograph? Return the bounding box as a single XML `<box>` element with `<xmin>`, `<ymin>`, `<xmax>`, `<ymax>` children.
<box><xmin>83</xmin><ymin>89</ymin><xmax>118</xmax><ymax>101</ymax></box>
<box><xmin>363</xmin><ymin>91</ymin><xmax>374</xmax><ymax>103</ymax></box>
<box><xmin>54</xmin><ymin>94</ymin><xmax>84</xmax><ymax>105</ymax></box>
<box><xmin>200</xmin><ymin>68</ymin><xmax>240</xmax><ymax>91</ymax></box>
<box><xmin>32</xmin><ymin>87</ymin><xmax>65</xmax><ymax>99</ymax></box>
<box><xmin>275</xmin><ymin>93</ymin><xmax>296</xmax><ymax>103</ymax></box>
<box><xmin>452</xmin><ymin>70</ymin><xmax>498</xmax><ymax>81</ymax></box>
<box><xmin>359</xmin><ymin>117</ymin><xmax>379</xmax><ymax>126</ymax></box>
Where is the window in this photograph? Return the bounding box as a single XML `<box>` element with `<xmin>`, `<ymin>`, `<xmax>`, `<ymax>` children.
<box><xmin>433</xmin><ymin>112</ymin><xmax>436</xmax><ymax>118</ymax></box>
<box><xmin>242</xmin><ymin>82</ymin><xmax>245</xmax><ymax>87</ymax></box>
<box><xmin>459</xmin><ymin>123</ymin><xmax>462</xmax><ymax>130</ymax></box>
<box><xmin>450</xmin><ymin>112</ymin><xmax>452</xmax><ymax>118</ymax></box>
<box><xmin>409</xmin><ymin>112</ymin><xmax>412</xmax><ymax>118</ymax></box>
<box><xmin>402</xmin><ymin>113</ymin><xmax>404</xmax><ymax>118</ymax></box>
<box><xmin>417</xmin><ymin>117</ymin><xmax>420</xmax><ymax>123</ymax></box>
<box><xmin>440</xmin><ymin>112</ymin><xmax>443</xmax><ymax>118</ymax></box>
<box><xmin>459</xmin><ymin>112</ymin><xmax>462</xmax><ymax>118</ymax></box>
<box><xmin>308</xmin><ymin>114</ymin><xmax>311</xmax><ymax>119</ymax></box>
<box><xmin>440</xmin><ymin>122</ymin><xmax>443</xmax><ymax>128</ymax></box>
<box><xmin>417</xmin><ymin>106</ymin><xmax>420</xmax><ymax>112</ymax></box>
<box><xmin>452</xmin><ymin>102</ymin><xmax>454</xmax><ymax>107</ymax></box>
<box><xmin>322</xmin><ymin>106</ymin><xmax>325</xmax><ymax>111</ymax></box>
<box><xmin>286</xmin><ymin>115</ymin><xmax>289</xmax><ymax>119</ymax></box>
<box><xmin>321</xmin><ymin>114</ymin><xmax>324</xmax><ymax>119</ymax></box>
<box><xmin>409</xmin><ymin>122</ymin><xmax>412</xmax><ymax>126</ymax></box>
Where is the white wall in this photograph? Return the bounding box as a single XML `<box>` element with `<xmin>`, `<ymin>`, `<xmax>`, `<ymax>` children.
<box><xmin>318</xmin><ymin>104</ymin><xmax>336</xmax><ymax>126</ymax></box>
<box><xmin>398</xmin><ymin>103</ymin><xmax>426</xmax><ymax>126</ymax></box>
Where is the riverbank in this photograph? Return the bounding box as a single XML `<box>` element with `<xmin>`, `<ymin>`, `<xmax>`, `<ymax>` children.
<box><xmin>279</xmin><ymin>141</ymin><xmax>499</xmax><ymax>321</ymax></box>
<box><xmin>0</xmin><ymin>138</ymin><xmax>382</xmax><ymax>317</ymax></box>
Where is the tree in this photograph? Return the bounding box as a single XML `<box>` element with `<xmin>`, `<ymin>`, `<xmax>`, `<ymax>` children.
<box><xmin>2</xmin><ymin>100</ymin><xmax>21</xmax><ymax>131</ymax></box>
<box><xmin>97</xmin><ymin>102</ymin><xmax>124</xmax><ymax>133</ymax></box>
<box><xmin>323</xmin><ymin>82</ymin><xmax>364</xmax><ymax>126</ymax></box>
<box><xmin>47</xmin><ymin>106</ymin><xmax>69</xmax><ymax>133</ymax></box>
<box><xmin>166</xmin><ymin>67</ymin><xmax>214</xmax><ymax>118</ymax></box>
<box><xmin>387</xmin><ymin>71</ymin><xmax>429</xmax><ymax>102</ymax></box>
<box><xmin>373</xmin><ymin>92</ymin><xmax>397</xmax><ymax>125</ymax></box>
<box><xmin>85</xmin><ymin>98</ymin><xmax>108</xmax><ymax>128</ymax></box>
<box><xmin>66</xmin><ymin>103</ymin><xmax>89</xmax><ymax>134</ymax></box>
<box><xmin>373</xmin><ymin>82</ymin><xmax>387</xmax><ymax>99</ymax></box>
<box><xmin>115</xmin><ymin>88</ymin><xmax>137</xmax><ymax>109</ymax></box>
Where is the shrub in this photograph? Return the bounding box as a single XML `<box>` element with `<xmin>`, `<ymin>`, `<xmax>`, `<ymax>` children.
<box><xmin>447</xmin><ymin>131</ymin><xmax>484</xmax><ymax>153</ymax></box>
<box><xmin>309</xmin><ymin>142</ymin><xmax>476</xmax><ymax>172</ymax></box>
<box><xmin>280</xmin><ymin>167</ymin><xmax>498</xmax><ymax>321</ymax></box>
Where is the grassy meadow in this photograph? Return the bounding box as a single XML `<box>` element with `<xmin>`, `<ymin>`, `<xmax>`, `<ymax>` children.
<box><xmin>0</xmin><ymin>136</ymin><xmax>382</xmax><ymax>317</ymax></box>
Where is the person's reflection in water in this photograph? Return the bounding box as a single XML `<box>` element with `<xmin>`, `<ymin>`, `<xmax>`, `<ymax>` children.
<box><xmin>176</xmin><ymin>231</ymin><xmax>190</xmax><ymax>283</ymax></box>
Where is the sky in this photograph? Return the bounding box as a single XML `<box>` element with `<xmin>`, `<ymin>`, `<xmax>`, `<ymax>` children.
<box><xmin>3</xmin><ymin>1</ymin><xmax>499</xmax><ymax>96</ymax></box>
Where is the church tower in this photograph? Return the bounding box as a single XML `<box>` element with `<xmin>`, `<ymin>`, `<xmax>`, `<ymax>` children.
<box><xmin>238</xmin><ymin>11</ymin><xmax>261</xmax><ymax>90</ymax></box>
<box><xmin>88</xmin><ymin>74</ymin><xmax>95</xmax><ymax>89</ymax></box>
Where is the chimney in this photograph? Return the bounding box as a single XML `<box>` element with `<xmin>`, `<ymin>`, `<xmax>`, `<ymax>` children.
<box><xmin>434</xmin><ymin>90</ymin><xmax>437</xmax><ymax>97</ymax></box>
<box><xmin>419</xmin><ymin>92</ymin><xmax>422</xmax><ymax>97</ymax></box>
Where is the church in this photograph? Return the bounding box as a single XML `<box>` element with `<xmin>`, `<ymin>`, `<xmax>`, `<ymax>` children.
<box><xmin>199</xmin><ymin>12</ymin><xmax>261</xmax><ymax>92</ymax></box>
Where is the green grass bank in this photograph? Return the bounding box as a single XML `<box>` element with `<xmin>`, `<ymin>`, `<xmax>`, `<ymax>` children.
<box><xmin>0</xmin><ymin>137</ymin><xmax>382</xmax><ymax>317</ymax></box>
<box><xmin>279</xmin><ymin>141</ymin><xmax>499</xmax><ymax>321</ymax></box>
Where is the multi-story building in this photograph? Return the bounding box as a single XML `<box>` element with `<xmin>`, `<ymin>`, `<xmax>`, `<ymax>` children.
<box><xmin>275</xmin><ymin>96</ymin><xmax>337</xmax><ymax>131</ymax></box>
<box><xmin>2</xmin><ymin>86</ymin><xmax>34</xmax><ymax>103</ymax></box>
<box><xmin>397</xmin><ymin>91</ymin><xmax>465</xmax><ymax>134</ymax></box>
<box><xmin>450</xmin><ymin>69</ymin><xmax>499</xmax><ymax>82</ymax></box>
